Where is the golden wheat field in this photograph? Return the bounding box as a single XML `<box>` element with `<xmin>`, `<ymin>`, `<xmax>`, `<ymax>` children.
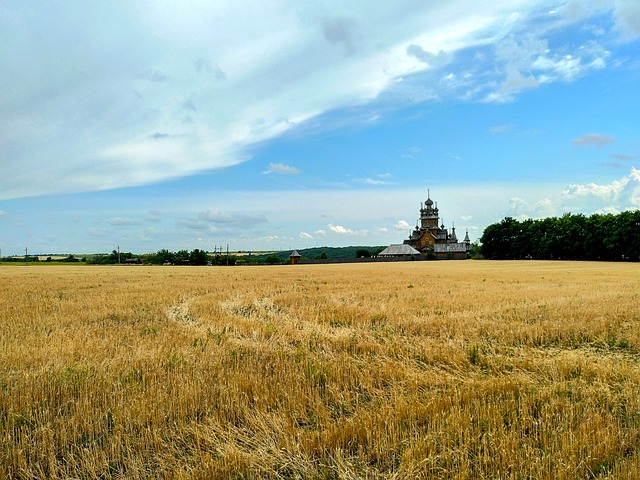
<box><xmin>1</xmin><ymin>261</ymin><xmax>640</xmax><ymax>479</ymax></box>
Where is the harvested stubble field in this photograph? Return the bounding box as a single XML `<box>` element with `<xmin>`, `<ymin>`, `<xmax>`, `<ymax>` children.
<box><xmin>2</xmin><ymin>261</ymin><xmax>640</xmax><ymax>479</ymax></box>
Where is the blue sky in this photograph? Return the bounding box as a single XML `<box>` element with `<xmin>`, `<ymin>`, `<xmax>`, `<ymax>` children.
<box><xmin>1</xmin><ymin>1</ymin><xmax>639</xmax><ymax>256</ymax></box>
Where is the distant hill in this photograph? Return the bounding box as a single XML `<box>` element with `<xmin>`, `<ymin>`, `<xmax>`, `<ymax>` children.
<box><xmin>251</xmin><ymin>246</ymin><xmax>386</xmax><ymax>262</ymax></box>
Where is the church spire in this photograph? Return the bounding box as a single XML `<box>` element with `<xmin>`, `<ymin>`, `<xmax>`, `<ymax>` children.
<box><xmin>450</xmin><ymin>222</ymin><xmax>458</xmax><ymax>242</ymax></box>
<box><xmin>425</xmin><ymin>189</ymin><xmax>434</xmax><ymax>207</ymax></box>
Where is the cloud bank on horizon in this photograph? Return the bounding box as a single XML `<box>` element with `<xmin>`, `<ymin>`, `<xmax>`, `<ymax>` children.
<box><xmin>1</xmin><ymin>1</ymin><xmax>639</xmax><ymax>254</ymax></box>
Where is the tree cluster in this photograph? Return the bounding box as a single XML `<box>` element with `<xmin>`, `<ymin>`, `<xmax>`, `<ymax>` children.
<box><xmin>480</xmin><ymin>211</ymin><xmax>640</xmax><ymax>261</ymax></box>
<box><xmin>87</xmin><ymin>250</ymin><xmax>136</xmax><ymax>265</ymax></box>
<box><xmin>145</xmin><ymin>249</ymin><xmax>231</xmax><ymax>266</ymax></box>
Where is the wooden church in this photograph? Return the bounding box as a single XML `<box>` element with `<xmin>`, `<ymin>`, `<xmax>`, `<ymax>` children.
<box><xmin>403</xmin><ymin>191</ymin><xmax>471</xmax><ymax>259</ymax></box>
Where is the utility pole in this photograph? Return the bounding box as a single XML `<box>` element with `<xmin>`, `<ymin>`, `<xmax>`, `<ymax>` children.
<box><xmin>226</xmin><ymin>244</ymin><xmax>229</xmax><ymax>266</ymax></box>
<box><xmin>117</xmin><ymin>245</ymin><xmax>121</xmax><ymax>264</ymax></box>
<box><xmin>25</xmin><ymin>247</ymin><xmax>28</xmax><ymax>266</ymax></box>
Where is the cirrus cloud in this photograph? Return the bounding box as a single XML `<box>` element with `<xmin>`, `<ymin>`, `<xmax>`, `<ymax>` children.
<box><xmin>3</xmin><ymin>1</ymin><xmax>630</xmax><ymax>200</ymax></box>
<box><xmin>572</xmin><ymin>133</ymin><xmax>616</xmax><ymax>147</ymax></box>
<box><xmin>263</xmin><ymin>162</ymin><xmax>301</xmax><ymax>175</ymax></box>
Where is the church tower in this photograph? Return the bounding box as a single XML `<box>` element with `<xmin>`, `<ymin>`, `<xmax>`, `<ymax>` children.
<box><xmin>404</xmin><ymin>189</ymin><xmax>472</xmax><ymax>259</ymax></box>
<box><xmin>419</xmin><ymin>190</ymin><xmax>439</xmax><ymax>230</ymax></box>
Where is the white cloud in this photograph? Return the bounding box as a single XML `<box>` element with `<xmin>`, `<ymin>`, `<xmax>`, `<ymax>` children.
<box><xmin>394</xmin><ymin>220</ymin><xmax>411</xmax><ymax>230</ymax></box>
<box><xmin>263</xmin><ymin>162</ymin><xmax>301</xmax><ymax>175</ymax></box>
<box><xmin>3</xmin><ymin>0</ymin><xmax>613</xmax><ymax>200</ymax></box>
<box><xmin>406</xmin><ymin>44</ymin><xmax>449</xmax><ymax>68</ymax></box>
<box><xmin>488</xmin><ymin>124</ymin><xmax>516</xmax><ymax>134</ymax></box>
<box><xmin>328</xmin><ymin>224</ymin><xmax>354</xmax><ymax>235</ymax></box>
<box><xmin>357</xmin><ymin>173</ymin><xmax>393</xmax><ymax>185</ymax></box>
<box><xmin>562</xmin><ymin>167</ymin><xmax>640</xmax><ymax>209</ymax></box>
<box><xmin>553</xmin><ymin>2</ymin><xmax>640</xmax><ymax>46</ymax></box>
<box><xmin>504</xmin><ymin>168</ymin><xmax>640</xmax><ymax>219</ymax></box>
<box><xmin>482</xmin><ymin>25</ymin><xmax>611</xmax><ymax>103</ymax></box>
<box><xmin>613</xmin><ymin>0</ymin><xmax>640</xmax><ymax>40</ymax></box>
<box><xmin>299</xmin><ymin>231</ymin><xmax>313</xmax><ymax>239</ymax></box>
<box><xmin>360</xmin><ymin>178</ymin><xmax>389</xmax><ymax>185</ymax></box>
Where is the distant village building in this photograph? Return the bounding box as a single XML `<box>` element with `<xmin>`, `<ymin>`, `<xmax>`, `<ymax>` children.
<box><xmin>403</xmin><ymin>191</ymin><xmax>471</xmax><ymax>259</ymax></box>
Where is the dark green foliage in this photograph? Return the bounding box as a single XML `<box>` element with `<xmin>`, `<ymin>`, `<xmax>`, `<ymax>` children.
<box><xmin>189</xmin><ymin>249</ymin><xmax>208</xmax><ymax>266</ymax></box>
<box><xmin>210</xmin><ymin>253</ymin><xmax>237</xmax><ymax>266</ymax></box>
<box><xmin>147</xmin><ymin>248</ymin><xmax>175</xmax><ymax>265</ymax></box>
<box><xmin>87</xmin><ymin>250</ymin><xmax>134</xmax><ymax>265</ymax></box>
<box><xmin>265</xmin><ymin>255</ymin><xmax>282</xmax><ymax>265</ymax></box>
<box><xmin>301</xmin><ymin>246</ymin><xmax>386</xmax><ymax>260</ymax></box>
<box><xmin>1</xmin><ymin>256</ymin><xmax>40</xmax><ymax>263</ymax></box>
<box><xmin>480</xmin><ymin>211</ymin><xmax>640</xmax><ymax>261</ymax></box>
<box><xmin>174</xmin><ymin>250</ymin><xmax>190</xmax><ymax>265</ymax></box>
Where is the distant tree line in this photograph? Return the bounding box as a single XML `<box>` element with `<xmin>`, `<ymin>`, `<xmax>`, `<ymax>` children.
<box><xmin>87</xmin><ymin>250</ymin><xmax>137</xmax><ymax>265</ymax></box>
<box><xmin>0</xmin><ymin>254</ymin><xmax>86</xmax><ymax>263</ymax></box>
<box><xmin>0</xmin><ymin>256</ymin><xmax>37</xmax><ymax>263</ymax></box>
<box><xmin>250</xmin><ymin>246</ymin><xmax>387</xmax><ymax>264</ymax></box>
<box><xmin>480</xmin><ymin>211</ymin><xmax>640</xmax><ymax>261</ymax></box>
<box><xmin>87</xmin><ymin>249</ymin><xmax>227</xmax><ymax>266</ymax></box>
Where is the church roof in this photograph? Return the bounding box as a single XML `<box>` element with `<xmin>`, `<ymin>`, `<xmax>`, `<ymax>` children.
<box><xmin>289</xmin><ymin>250</ymin><xmax>301</xmax><ymax>257</ymax></box>
<box><xmin>378</xmin><ymin>244</ymin><xmax>421</xmax><ymax>256</ymax></box>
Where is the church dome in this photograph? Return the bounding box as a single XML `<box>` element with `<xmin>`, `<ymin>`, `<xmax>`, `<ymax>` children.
<box><xmin>425</xmin><ymin>189</ymin><xmax>434</xmax><ymax>206</ymax></box>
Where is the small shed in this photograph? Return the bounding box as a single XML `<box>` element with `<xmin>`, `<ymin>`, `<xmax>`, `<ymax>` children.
<box><xmin>289</xmin><ymin>250</ymin><xmax>301</xmax><ymax>264</ymax></box>
<box><xmin>377</xmin><ymin>244</ymin><xmax>420</xmax><ymax>257</ymax></box>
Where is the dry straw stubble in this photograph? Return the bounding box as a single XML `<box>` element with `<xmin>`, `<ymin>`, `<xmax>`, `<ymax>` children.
<box><xmin>1</xmin><ymin>261</ymin><xmax>640</xmax><ymax>478</ymax></box>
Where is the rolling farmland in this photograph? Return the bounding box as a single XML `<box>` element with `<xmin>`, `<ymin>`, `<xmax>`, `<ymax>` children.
<box><xmin>2</xmin><ymin>261</ymin><xmax>640</xmax><ymax>479</ymax></box>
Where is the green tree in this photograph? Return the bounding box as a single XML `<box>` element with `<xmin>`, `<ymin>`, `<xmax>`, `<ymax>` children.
<box><xmin>175</xmin><ymin>250</ymin><xmax>190</xmax><ymax>265</ymax></box>
<box><xmin>189</xmin><ymin>249</ymin><xmax>209</xmax><ymax>266</ymax></box>
<box><xmin>149</xmin><ymin>249</ymin><xmax>175</xmax><ymax>265</ymax></box>
<box><xmin>265</xmin><ymin>254</ymin><xmax>280</xmax><ymax>265</ymax></box>
<box><xmin>480</xmin><ymin>210</ymin><xmax>640</xmax><ymax>261</ymax></box>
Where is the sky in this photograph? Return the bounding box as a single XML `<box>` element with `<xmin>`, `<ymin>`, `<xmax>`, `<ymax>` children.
<box><xmin>1</xmin><ymin>1</ymin><xmax>639</xmax><ymax>256</ymax></box>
